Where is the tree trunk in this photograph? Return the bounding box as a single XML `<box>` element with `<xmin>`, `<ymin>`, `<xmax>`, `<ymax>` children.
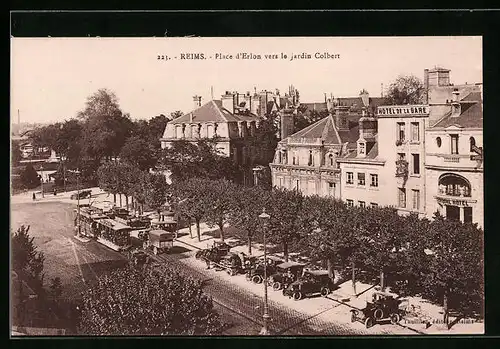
<box><xmin>188</xmin><ymin>218</ymin><xmax>193</xmax><ymax>239</ymax></box>
<box><xmin>119</xmin><ymin>193</ymin><xmax>123</xmax><ymax>207</ymax></box>
<box><xmin>247</xmin><ymin>233</ymin><xmax>252</xmax><ymax>255</ymax></box>
<box><xmin>125</xmin><ymin>195</ymin><xmax>129</xmax><ymax>210</ymax></box>
<box><xmin>196</xmin><ymin>220</ymin><xmax>201</xmax><ymax>242</ymax></box>
<box><xmin>380</xmin><ymin>268</ymin><xmax>385</xmax><ymax>291</ymax></box>
<box><xmin>352</xmin><ymin>259</ymin><xmax>357</xmax><ymax>296</ymax></box>
<box><xmin>113</xmin><ymin>193</ymin><xmax>116</xmax><ymax>204</ymax></box>
<box><xmin>443</xmin><ymin>287</ymin><xmax>449</xmax><ymax>326</ymax></box>
<box><xmin>141</xmin><ymin>204</ymin><xmax>144</xmax><ymax>215</ymax></box>
<box><xmin>283</xmin><ymin>240</ymin><xmax>289</xmax><ymax>262</ymax></box>
<box><xmin>327</xmin><ymin>258</ymin><xmax>334</xmax><ymax>281</ymax></box>
<box><xmin>218</xmin><ymin>221</ymin><xmax>225</xmax><ymax>242</ymax></box>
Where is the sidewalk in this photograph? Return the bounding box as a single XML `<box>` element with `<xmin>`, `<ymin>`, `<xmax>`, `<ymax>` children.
<box><xmin>174</xmin><ymin>223</ymin><xmax>484</xmax><ymax>335</ymax></box>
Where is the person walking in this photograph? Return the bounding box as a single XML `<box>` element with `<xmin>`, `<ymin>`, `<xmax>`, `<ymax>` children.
<box><xmin>32</xmin><ymin>192</ymin><xmax>36</xmax><ymax>201</ymax></box>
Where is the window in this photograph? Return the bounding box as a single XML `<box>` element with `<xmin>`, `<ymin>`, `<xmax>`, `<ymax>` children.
<box><xmin>397</xmin><ymin>122</ymin><xmax>406</xmax><ymax>142</ymax></box>
<box><xmin>308</xmin><ymin>150</ymin><xmax>313</xmax><ymax>166</ymax></box>
<box><xmin>411</xmin><ymin>122</ymin><xmax>420</xmax><ymax>142</ymax></box>
<box><xmin>370</xmin><ymin>174</ymin><xmax>378</xmax><ymax>187</ymax></box>
<box><xmin>359</xmin><ymin>142</ymin><xmax>365</xmax><ymax>154</ymax></box>
<box><xmin>370</xmin><ymin>202</ymin><xmax>378</xmax><ymax>208</ymax></box>
<box><xmin>412</xmin><ymin>154</ymin><xmax>420</xmax><ymax>175</ymax></box>
<box><xmin>278</xmin><ymin>178</ymin><xmax>283</xmax><ymax>187</ymax></box>
<box><xmin>346</xmin><ymin>172</ymin><xmax>354</xmax><ymax>184</ymax></box>
<box><xmin>398</xmin><ymin>188</ymin><xmax>406</xmax><ymax>208</ymax></box>
<box><xmin>357</xmin><ymin>173</ymin><xmax>366</xmax><ymax>186</ymax></box>
<box><xmin>358</xmin><ymin>201</ymin><xmax>366</xmax><ymax>208</ymax></box>
<box><xmin>296</xmin><ymin>180</ymin><xmax>300</xmax><ymax>190</ymax></box>
<box><xmin>346</xmin><ymin>199</ymin><xmax>354</xmax><ymax>207</ymax></box>
<box><xmin>412</xmin><ymin>189</ymin><xmax>420</xmax><ymax>210</ymax></box>
<box><xmin>436</xmin><ymin>137</ymin><xmax>442</xmax><ymax>147</ymax></box>
<box><xmin>451</xmin><ymin>134</ymin><xmax>459</xmax><ymax>154</ymax></box>
<box><xmin>278</xmin><ymin>151</ymin><xmax>282</xmax><ymax>163</ymax></box>
<box><xmin>292</xmin><ymin>153</ymin><xmax>296</xmax><ymax>165</ymax></box>
<box><xmin>470</xmin><ymin>137</ymin><xmax>476</xmax><ymax>152</ymax></box>
<box><xmin>329</xmin><ymin>154</ymin><xmax>334</xmax><ymax>166</ymax></box>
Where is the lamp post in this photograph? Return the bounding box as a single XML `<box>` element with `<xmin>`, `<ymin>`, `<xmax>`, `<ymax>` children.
<box><xmin>70</xmin><ymin>169</ymin><xmax>82</xmax><ymax>237</ymax></box>
<box><xmin>40</xmin><ymin>164</ymin><xmax>44</xmax><ymax>198</ymax></box>
<box><xmin>258</xmin><ymin>208</ymin><xmax>271</xmax><ymax>335</ymax></box>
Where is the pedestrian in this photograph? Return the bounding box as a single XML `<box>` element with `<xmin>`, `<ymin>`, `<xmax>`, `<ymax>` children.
<box><xmin>53</xmin><ymin>188</ymin><xmax>57</xmax><ymax>196</ymax></box>
<box><xmin>32</xmin><ymin>193</ymin><xmax>36</xmax><ymax>201</ymax></box>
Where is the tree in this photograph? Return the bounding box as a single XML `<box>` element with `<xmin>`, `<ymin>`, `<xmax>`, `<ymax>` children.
<box><xmin>12</xmin><ymin>225</ymin><xmax>45</xmax><ymax>284</ymax></box>
<box><xmin>386</xmin><ymin>74</ymin><xmax>426</xmax><ymax>105</ymax></box>
<box><xmin>266</xmin><ymin>188</ymin><xmax>304</xmax><ymax>262</ymax></box>
<box><xmin>97</xmin><ymin>162</ymin><xmax>119</xmax><ymax>203</ymax></box>
<box><xmin>11</xmin><ymin>140</ymin><xmax>23</xmax><ymax>166</ymax></box>
<box><xmin>145</xmin><ymin>173</ymin><xmax>169</xmax><ymax>218</ymax></box>
<box><xmin>78</xmin><ymin>264</ymin><xmax>224</xmax><ymax>335</ymax></box>
<box><xmin>120</xmin><ymin>136</ymin><xmax>156</xmax><ymax>171</ymax></box>
<box><xmin>422</xmin><ymin>213</ymin><xmax>484</xmax><ymax>324</ymax></box>
<box><xmin>54</xmin><ymin>119</ymin><xmax>83</xmax><ymax>166</ymax></box>
<box><xmin>227</xmin><ymin>185</ymin><xmax>270</xmax><ymax>254</ymax></box>
<box><xmin>49</xmin><ymin>277</ymin><xmax>63</xmax><ymax>301</ymax></box>
<box><xmin>203</xmin><ymin>179</ymin><xmax>238</xmax><ymax>242</ymax></box>
<box><xmin>172</xmin><ymin>178</ymin><xmax>211</xmax><ymax>242</ymax></box>
<box><xmin>148</xmin><ymin>114</ymin><xmax>169</xmax><ymax>151</ymax></box>
<box><xmin>78</xmin><ymin>89</ymin><xmax>133</xmax><ymax>161</ymax></box>
<box><xmin>20</xmin><ymin>164</ymin><xmax>41</xmax><ymax>189</ymax></box>
<box><xmin>170</xmin><ymin>111</ymin><xmax>184</xmax><ymax>120</ymax></box>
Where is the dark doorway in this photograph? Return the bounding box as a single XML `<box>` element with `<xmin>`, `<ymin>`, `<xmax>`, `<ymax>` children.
<box><xmin>446</xmin><ymin>205</ymin><xmax>460</xmax><ymax>221</ymax></box>
<box><xmin>464</xmin><ymin>207</ymin><xmax>473</xmax><ymax>224</ymax></box>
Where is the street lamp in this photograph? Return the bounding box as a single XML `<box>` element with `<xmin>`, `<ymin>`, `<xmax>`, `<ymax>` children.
<box><xmin>69</xmin><ymin>169</ymin><xmax>82</xmax><ymax>237</ymax></box>
<box><xmin>40</xmin><ymin>164</ymin><xmax>44</xmax><ymax>198</ymax></box>
<box><xmin>258</xmin><ymin>207</ymin><xmax>271</xmax><ymax>335</ymax></box>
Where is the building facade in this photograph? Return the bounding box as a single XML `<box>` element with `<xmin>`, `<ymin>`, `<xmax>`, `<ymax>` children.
<box><xmin>424</xmin><ymin>90</ymin><xmax>483</xmax><ymax>228</ymax></box>
<box><xmin>270</xmin><ymin>67</ymin><xmax>483</xmax><ymax>228</ymax></box>
<box><xmin>270</xmin><ymin>91</ymin><xmax>386</xmax><ymax>197</ymax></box>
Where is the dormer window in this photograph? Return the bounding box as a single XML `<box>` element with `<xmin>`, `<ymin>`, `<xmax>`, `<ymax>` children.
<box><xmin>329</xmin><ymin>154</ymin><xmax>334</xmax><ymax>167</ymax></box>
<box><xmin>359</xmin><ymin>142</ymin><xmax>365</xmax><ymax>155</ymax></box>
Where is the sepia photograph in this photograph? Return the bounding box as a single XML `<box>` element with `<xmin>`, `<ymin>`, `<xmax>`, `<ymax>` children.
<box><xmin>10</xmin><ymin>36</ymin><xmax>484</xmax><ymax>336</ymax></box>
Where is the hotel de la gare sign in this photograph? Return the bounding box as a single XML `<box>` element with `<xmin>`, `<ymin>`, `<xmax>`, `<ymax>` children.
<box><xmin>377</xmin><ymin>105</ymin><xmax>429</xmax><ymax>117</ymax></box>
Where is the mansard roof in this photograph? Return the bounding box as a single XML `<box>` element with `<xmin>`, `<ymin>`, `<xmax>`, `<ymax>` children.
<box><xmin>169</xmin><ymin>100</ymin><xmax>260</xmax><ymax>124</ymax></box>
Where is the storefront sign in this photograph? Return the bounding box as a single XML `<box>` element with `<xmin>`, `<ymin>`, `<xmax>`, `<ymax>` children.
<box><xmin>377</xmin><ymin>105</ymin><xmax>429</xmax><ymax>116</ymax></box>
<box><xmin>435</xmin><ymin>197</ymin><xmax>474</xmax><ymax>206</ymax></box>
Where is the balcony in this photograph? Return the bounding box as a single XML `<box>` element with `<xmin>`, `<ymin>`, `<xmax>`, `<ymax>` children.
<box><xmin>443</xmin><ymin>155</ymin><xmax>461</xmax><ymax>163</ymax></box>
<box><xmin>438</xmin><ymin>173</ymin><xmax>472</xmax><ymax>198</ymax></box>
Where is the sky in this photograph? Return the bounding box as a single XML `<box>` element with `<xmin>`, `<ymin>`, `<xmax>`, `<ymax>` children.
<box><xmin>11</xmin><ymin>36</ymin><xmax>482</xmax><ymax>124</ymax></box>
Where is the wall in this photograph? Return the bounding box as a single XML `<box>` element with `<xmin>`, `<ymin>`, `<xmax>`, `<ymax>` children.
<box><xmin>339</xmin><ymin>161</ymin><xmax>384</xmax><ymax>207</ymax></box>
<box><xmin>377</xmin><ymin>111</ymin><xmax>429</xmax><ymax>215</ymax></box>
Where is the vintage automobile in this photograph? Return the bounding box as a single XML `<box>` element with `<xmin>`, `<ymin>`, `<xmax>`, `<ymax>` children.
<box><xmin>215</xmin><ymin>252</ymin><xmax>246</xmax><ymax>276</ymax></box>
<box><xmin>70</xmin><ymin>189</ymin><xmax>92</xmax><ymax>200</ymax></box>
<box><xmin>245</xmin><ymin>256</ymin><xmax>284</xmax><ymax>284</ymax></box>
<box><xmin>128</xmin><ymin>249</ymin><xmax>149</xmax><ymax>266</ymax></box>
<box><xmin>268</xmin><ymin>261</ymin><xmax>306</xmax><ymax>291</ymax></box>
<box><xmin>282</xmin><ymin>269</ymin><xmax>335</xmax><ymax>300</ymax></box>
<box><xmin>350</xmin><ymin>291</ymin><xmax>408</xmax><ymax>328</ymax></box>
<box><xmin>143</xmin><ymin>229</ymin><xmax>174</xmax><ymax>255</ymax></box>
<box><xmin>195</xmin><ymin>241</ymin><xmax>231</xmax><ymax>264</ymax></box>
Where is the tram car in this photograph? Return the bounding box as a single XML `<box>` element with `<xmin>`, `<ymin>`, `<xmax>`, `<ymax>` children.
<box><xmin>94</xmin><ymin>218</ymin><xmax>133</xmax><ymax>252</ymax></box>
<box><xmin>73</xmin><ymin>204</ymin><xmax>107</xmax><ymax>238</ymax></box>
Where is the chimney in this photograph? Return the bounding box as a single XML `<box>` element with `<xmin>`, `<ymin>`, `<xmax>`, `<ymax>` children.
<box><xmin>221</xmin><ymin>91</ymin><xmax>235</xmax><ymax>113</ymax></box>
<box><xmin>193</xmin><ymin>95</ymin><xmax>202</xmax><ymax>109</ymax></box>
<box><xmin>360</xmin><ymin>90</ymin><xmax>369</xmax><ymax>107</ymax></box>
<box><xmin>451</xmin><ymin>89</ymin><xmax>461</xmax><ymax>117</ymax></box>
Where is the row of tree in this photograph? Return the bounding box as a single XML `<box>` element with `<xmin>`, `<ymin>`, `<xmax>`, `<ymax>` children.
<box><xmin>169</xmin><ymin>178</ymin><xmax>483</xmax><ymax>319</ymax></box>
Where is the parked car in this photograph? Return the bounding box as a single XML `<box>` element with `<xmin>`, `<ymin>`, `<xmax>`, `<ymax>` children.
<box><xmin>268</xmin><ymin>261</ymin><xmax>306</xmax><ymax>291</ymax></box>
<box><xmin>245</xmin><ymin>256</ymin><xmax>284</xmax><ymax>284</ymax></box>
<box><xmin>215</xmin><ymin>252</ymin><xmax>245</xmax><ymax>276</ymax></box>
<box><xmin>70</xmin><ymin>190</ymin><xmax>92</xmax><ymax>200</ymax></box>
<box><xmin>282</xmin><ymin>269</ymin><xmax>335</xmax><ymax>300</ymax></box>
<box><xmin>351</xmin><ymin>291</ymin><xmax>408</xmax><ymax>328</ymax></box>
<box><xmin>195</xmin><ymin>240</ymin><xmax>231</xmax><ymax>264</ymax></box>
